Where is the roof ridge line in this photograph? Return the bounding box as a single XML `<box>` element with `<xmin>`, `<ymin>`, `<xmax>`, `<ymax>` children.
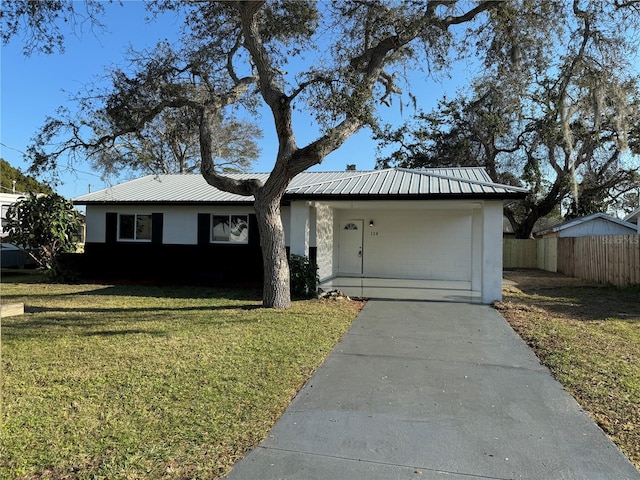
<box><xmin>413</xmin><ymin>166</ymin><xmax>487</xmax><ymax>171</ymax></box>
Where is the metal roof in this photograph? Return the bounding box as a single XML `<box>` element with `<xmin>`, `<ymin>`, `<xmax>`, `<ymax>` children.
<box><xmin>73</xmin><ymin>168</ymin><xmax>528</xmax><ymax>204</ymax></box>
<box><xmin>624</xmin><ymin>207</ymin><xmax>640</xmax><ymax>224</ymax></box>
<box><xmin>545</xmin><ymin>213</ymin><xmax>638</xmax><ymax>234</ymax></box>
<box><xmin>285</xmin><ymin>168</ymin><xmax>522</xmax><ymax>196</ymax></box>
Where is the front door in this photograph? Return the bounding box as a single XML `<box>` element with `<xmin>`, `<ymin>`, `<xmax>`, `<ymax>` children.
<box><xmin>339</xmin><ymin>220</ymin><xmax>363</xmax><ymax>275</ymax></box>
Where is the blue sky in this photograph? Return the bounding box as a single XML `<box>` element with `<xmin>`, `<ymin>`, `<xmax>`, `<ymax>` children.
<box><xmin>1</xmin><ymin>2</ymin><xmax>474</xmax><ymax>200</ymax></box>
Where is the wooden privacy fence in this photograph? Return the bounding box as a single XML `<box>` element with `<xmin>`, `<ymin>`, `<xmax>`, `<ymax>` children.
<box><xmin>557</xmin><ymin>235</ymin><xmax>640</xmax><ymax>287</ymax></box>
<box><xmin>503</xmin><ymin>238</ymin><xmax>557</xmax><ymax>271</ymax></box>
<box><xmin>503</xmin><ymin>238</ymin><xmax>537</xmax><ymax>269</ymax></box>
<box><xmin>504</xmin><ymin>235</ymin><xmax>640</xmax><ymax>287</ymax></box>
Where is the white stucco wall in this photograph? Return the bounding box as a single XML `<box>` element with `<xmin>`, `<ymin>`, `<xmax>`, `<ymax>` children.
<box><xmin>314</xmin><ymin>204</ymin><xmax>334</xmax><ymax>281</ymax></box>
<box><xmin>471</xmin><ymin>207</ymin><xmax>483</xmax><ymax>292</ymax></box>
<box><xmin>163</xmin><ymin>207</ymin><xmax>199</xmax><ymax>244</ymax></box>
<box><xmin>336</xmin><ymin>208</ymin><xmax>474</xmax><ymax>281</ymax></box>
<box><xmin>481</xmin><ymin>200</ymin><xmax>504</xmax><ymax>304</ymax></box>
<box><xmin>289</xmin><ymin>201</ymin><xmax>310</xmax><ymax>256</ymax></box>
<box><xmin>84</xmin><ymin>205</ymin><xmax>107</xmax><ymax>243</ymax></box>
<box><xmin>281</xmin><ymin>207</ymin><xmax>291</xmax><ymax>246</ymax></box>
<box><xmin>84</xmin><ymin>204</ymin><xmax>256</xmax><ymax>244</ymax></box>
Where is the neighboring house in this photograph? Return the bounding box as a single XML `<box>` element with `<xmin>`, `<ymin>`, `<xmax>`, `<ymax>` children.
<box><xmin>1</xmin><ymin>192</ymin><xmax>30</xmax><ymax>268</ymax></box>
<box><xmin>0</xmin><ymin>192</ymin><xmax>25</xmax><ymax>237</ymax></box>
<box><xmin>624</xmin><ymin>207</ymin><xmax>640</xmax><ymax>234</ymax></box>
<box><xmin>503</xmin><ymin>216</ymin><xmax>562</xmax><ymax>238</ymax></box>
<box><xmin>73</xmin><ymin>167</ymin><xmax>528</xmax><ymax>304</ymax></box>
<box><xmin>1</xmin><ymin>192</ymin><xmax>86</xmax><ymax>240</ymax></box>
<box><xmin>540</xmin><ymin>212</ymin><xmax>638</xmax><ymax>238</ymax></box>
<box><xmin>1</xmin><ymin>191</ymin><xmax>85</xmax><ymax>266</ymax></box>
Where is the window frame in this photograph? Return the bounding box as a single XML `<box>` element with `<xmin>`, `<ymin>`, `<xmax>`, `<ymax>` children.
<box><xmin>117</xmin><ymin>213</ymin><xmax>153</xmax><ymax>242</ymax></box>
<box><xmin>210</xmin><ymin>214</ymin><xmax>249</xmax><ymax>244</ymax></box>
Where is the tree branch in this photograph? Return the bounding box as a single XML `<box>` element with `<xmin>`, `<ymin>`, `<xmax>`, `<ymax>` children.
<box><xmin>235</xmin><ymin>1</ymin><xmax>296</xmax><ymax>167</ymax></box>
<box><xmin>199</xmin><ymin>106</ymin><xmax>263</xmax><ymax>196</ymax></box>
<box><xmin>436</xmin><ymin>1</ymin><xmax>502</xmax><ymax>27</ymax></box>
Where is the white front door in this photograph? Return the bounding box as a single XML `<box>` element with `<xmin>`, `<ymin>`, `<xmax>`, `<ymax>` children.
<box><xmin>339</xmin><ymin>220</ymin><xmax>363</xmax><ymax>275</ymax></box>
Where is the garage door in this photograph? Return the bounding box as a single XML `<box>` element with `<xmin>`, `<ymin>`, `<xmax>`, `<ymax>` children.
<box><xmin>359</xmin><ymin>210</ymin><xmax>472</xmax><ymax>281</ymax></box>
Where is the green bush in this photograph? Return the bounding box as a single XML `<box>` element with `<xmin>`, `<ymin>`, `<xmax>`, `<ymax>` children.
<box><xmin>289</xmin><ymin>254</ymin><xmax>319</xmax><ymax>298</ymax></box>
<box><xmin>5</xmin><ymin>192</ymin><xmax>82</xmax><ymax>281</ymax></box>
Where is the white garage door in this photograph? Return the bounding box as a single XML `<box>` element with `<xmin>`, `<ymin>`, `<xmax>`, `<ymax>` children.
<box><xmin>358</xmin><ymin>211</ymin><xmax>472</xmax><ymax>281</ymax></box>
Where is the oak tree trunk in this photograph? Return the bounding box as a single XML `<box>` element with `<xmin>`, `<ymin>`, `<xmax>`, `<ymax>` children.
<box><xmin>254</xmin><ymin>185</ymin><xmax>291</xmax><ymax>309</ymax></box>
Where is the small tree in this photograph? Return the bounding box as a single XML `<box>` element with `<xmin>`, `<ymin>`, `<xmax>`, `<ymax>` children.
<box><xmin>5</xmin><ymin>193</ymin><xmax>82</xmax><ymax>279</ymax></box>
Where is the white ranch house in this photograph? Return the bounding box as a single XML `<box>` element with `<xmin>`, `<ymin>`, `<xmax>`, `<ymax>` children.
<box><xmin>73</xmin><ymin>167</ymin><xmax>527</xmax><ymax>304</ymax></box>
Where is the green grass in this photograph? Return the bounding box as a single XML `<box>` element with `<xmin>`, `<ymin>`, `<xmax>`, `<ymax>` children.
<box><xmin>0</xmin><ymin>273</ymin><xmax>362</xmax><ymax>479</ymax></box>
<box><xmin>498</xmin><ymin>270</ymin><xmax>640</xmax><ymax>469</ymax></box>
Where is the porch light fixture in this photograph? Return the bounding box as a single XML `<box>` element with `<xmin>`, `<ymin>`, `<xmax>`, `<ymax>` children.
<box><xmin>369</xmin><ymin>219</ymin><xmax>374</xmax><ymax>227</ymax></box>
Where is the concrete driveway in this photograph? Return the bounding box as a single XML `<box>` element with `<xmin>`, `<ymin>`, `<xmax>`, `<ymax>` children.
<box><xmin>224</xmin><ymin>300</ymin><xmax>640</xmax><ymax>480</ymax></box>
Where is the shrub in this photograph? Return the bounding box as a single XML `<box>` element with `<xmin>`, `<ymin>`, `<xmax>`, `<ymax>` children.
<box><xmin>289</xmin><ymin>254</ymin><xmax>318</xmax><ymax>298</ymax></box>
<box><xmin>5</xmin><ymin>192</ymin><xmax>82</xmax><ymax>281</ymax></box>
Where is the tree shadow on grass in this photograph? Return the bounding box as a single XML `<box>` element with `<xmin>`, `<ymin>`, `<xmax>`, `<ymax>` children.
<box><xmin>504</xmin><ymin>271</ymin><xmax>640</xmax><ymax>322</ymax></box>
<box><xmin>78</xmin><ymin>284</ymin><xmax>263</xmax><ymax>300</ymax></box>
<box><xmin>2</xmin><ymin>309</ymin><xmax>264</xmax><ymax>339</ymax></box>
<box><xmin>23</xmin><ymin>303</ymin><xmax>262</xmax><ymax>315</ymax></box>
<box><xmin>82</xmin><ymin>329</ymin><xmax>169</xmax><ymax>337</ymax></box>
<box><xmin>3</xmin><ymin>272</ymin><xmax>264</xmax><ymax>301</ymax></box>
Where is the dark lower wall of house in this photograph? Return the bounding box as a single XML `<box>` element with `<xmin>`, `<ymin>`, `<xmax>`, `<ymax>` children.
<box><xmin>63</xmin><ymin>245</ymin><xmax>319</xmax><ymax>286</ymax></box>
<box><xmin>67</xmin><ymin>242</ymin><xmax>265</xmax><ymax>285</ymax></box>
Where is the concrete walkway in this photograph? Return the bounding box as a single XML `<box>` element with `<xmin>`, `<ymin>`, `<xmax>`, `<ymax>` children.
<box><xmin>224</xmin><ymin>300</ymin><xmax>640</xmax><ymax>480</ymax></box>
<box><xmin>319</xmin><ymin>277</ymin><xmax>481</xmax><ymax>303</ymax></box>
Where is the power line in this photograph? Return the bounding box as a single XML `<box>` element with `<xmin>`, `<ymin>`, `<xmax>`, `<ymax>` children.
<box><xmin>1</xmin><ymin>144</ymin><xmax>103</xmax><ymax>179</ymax></box>
<box><xmin>0</xmin><ymin>142</ymin><xmax>27</xmax><ymax>156</ymax></box>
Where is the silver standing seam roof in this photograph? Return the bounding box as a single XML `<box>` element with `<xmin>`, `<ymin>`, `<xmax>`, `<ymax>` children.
<box><xmin>73</xmin><ymin>167</ymin><xmax>528</xmax><ymax>204</ymax></box>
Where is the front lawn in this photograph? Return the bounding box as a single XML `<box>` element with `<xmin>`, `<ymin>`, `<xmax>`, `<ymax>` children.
<box><xmin>497</xmin><ymin>270</ymin><xmax>640</xmax><ymax>470</ymax></box>
<box><xmin>0</xmin><ymin>273</ymin><xmax>363</xmax><ymax>479</ymax></box>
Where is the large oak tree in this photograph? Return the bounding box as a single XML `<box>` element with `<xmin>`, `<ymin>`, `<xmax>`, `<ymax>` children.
<box><xmin>6</xmin><ymin>0</ymin><xmax>624</xmax><ymax>306</ymax></box>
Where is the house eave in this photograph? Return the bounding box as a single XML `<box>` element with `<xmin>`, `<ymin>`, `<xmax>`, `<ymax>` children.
<box><xmin>283</xmin><ymin>192</ymin><xmax>528</xmax><ymax>202</ymax></box>
<box><xmin>75</xmin><ymin>191</ymin><xmax>527</xmax><ymax>207</ymax></box>
<box><xmin>74</xmin><ymin>200</ymin><xmax>255</xmax><ymax>207</ymax></box>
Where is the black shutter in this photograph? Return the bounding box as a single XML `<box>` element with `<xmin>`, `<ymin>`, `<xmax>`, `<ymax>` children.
<box><xmin>105</xmin><ymin>212</ymin><xmax>118</xmax><ymax>244</ymax></box>
<box><xmin>152</xmin><ymin>213</ymin><xmax>163</xmax><ymax>244</ymax></box>
<box><xmin>197</xmin><ymin>213</ymin><xmax>211</xmax><ymax>246</ymax></box>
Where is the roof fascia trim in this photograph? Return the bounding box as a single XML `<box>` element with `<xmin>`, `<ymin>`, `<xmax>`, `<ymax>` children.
<box><xmin>284</xmin><ymin>192</ymin><xmax>528</xmax><ymax>201</ymax></box>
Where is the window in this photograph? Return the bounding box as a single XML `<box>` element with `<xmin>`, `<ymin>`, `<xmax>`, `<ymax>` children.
<box><xmin>118</xmin><ymin>214</ymin><xmax>152</xmax><ymax>241</ymax></box>
<box><xmin>212</xmin><ymin>214</ymin><xmax>249</xmax><ymax>243</ymax></box>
